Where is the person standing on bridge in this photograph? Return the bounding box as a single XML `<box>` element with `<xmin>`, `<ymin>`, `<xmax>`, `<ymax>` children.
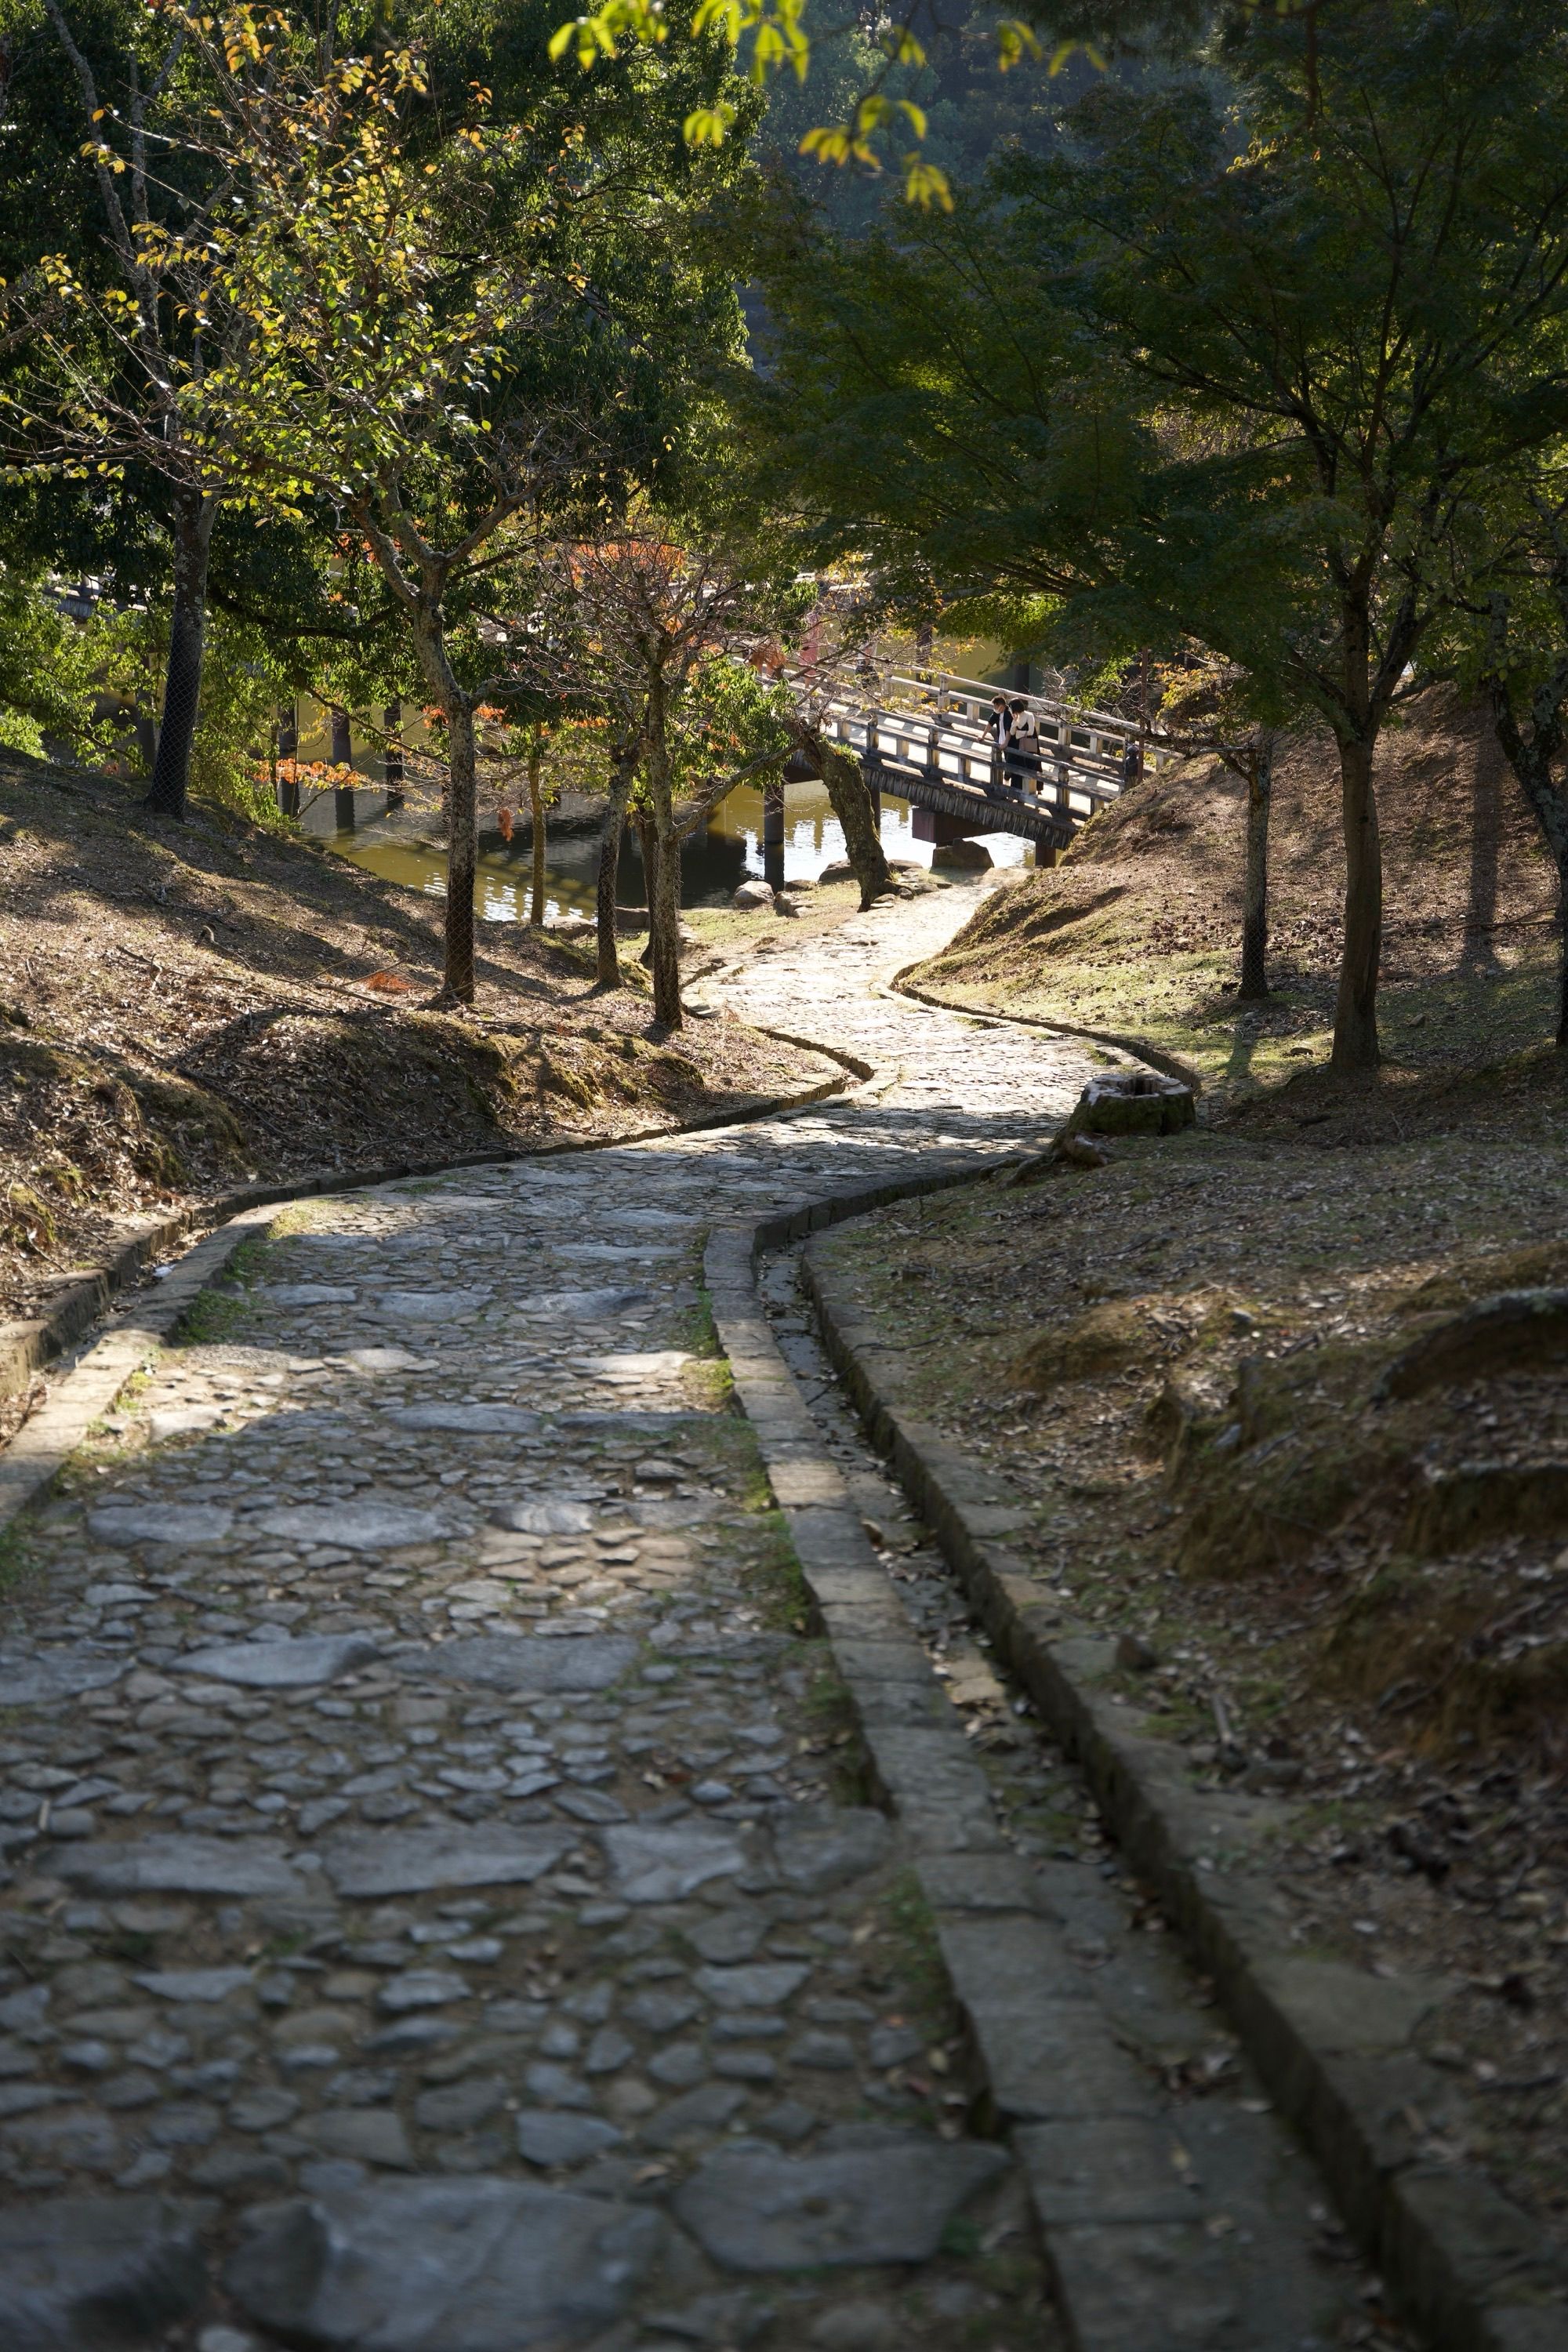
<box><xmin>1007</xmin><ymin>699</ymin><xmax>1042</xmax><ymax>794</ymax></box>
<box><xmin>988</xmin><ymin>695</ymin><xmax>1010</xmax><ymax>796</ymax></box>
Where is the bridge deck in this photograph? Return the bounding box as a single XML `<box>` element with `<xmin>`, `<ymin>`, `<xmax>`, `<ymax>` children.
<box><xmin>863</xmin><ymin>752</ymin><xmax>1080</xmax><ymax>848</ymax></box>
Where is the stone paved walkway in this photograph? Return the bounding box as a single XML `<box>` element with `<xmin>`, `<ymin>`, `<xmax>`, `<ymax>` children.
<box><xmin>0</xmin><ymin>880</ymin><xmax>1107</xmax><ymax>2352</ymax></box>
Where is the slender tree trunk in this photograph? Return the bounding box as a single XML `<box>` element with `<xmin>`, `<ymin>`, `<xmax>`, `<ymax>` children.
<box><xmin>808</xmin><ymin>729</ymin><xmax>890</xmax><ymax>908</ymax></box>
<box><xmin>635</xmin><ymin>811</ymin><xmax>660</xmax><ymax>967</ymax></box>
<box><xmin>595</xmin><ymin>744</ymin><xmax>638</xmax><ymax>990</ymax></box>
<box><xmin>443</xmin><ymin>699</ymin><xmax>477</xmax><ymax>1004</ymax></box>
<box><xmin>648</xmin><ymin>816</ymin><xmax>682</xmax><ymax>1030</ymax></box>
<box><xmin>411</xmin><ymin>607</ymin><xmax>477</xmax><ymax>1006</ymax></box>
<box><xmin>331</xmin><ymin>706</ymin><xmax>356</xmax><ymax>829</ymax></box>
<box><xmin>634</xmin><ymin>808</ymin><xmax>682</xmax><ymax>1027</ymax></box>
<box><xmin>1331</xmin><ymin>732</ymin><xmax>1382</xmax><ymax>1072</ymax></box>
<box><xmin>644</xmin><ymin>684</ymin><xmax>683</xmax><ymax>1029</ymax></box>
<box><xmin>1238</xmin><ymin>735</ymin><xmax>1273</xmax><ymax>1002</ymax></box>
<box><xmin>1489</xmin><ymin>685</ymin><xmax>1568</xmax><ymax>1050</ymax></box>
<box><xmin>144</xmin><ymin>493</ymin><xmax>215</xmax><ymax>818</ymax></box>
<box><xmin>528</xmin><ymin>746</ymin><xmax>546</xmax><ymax>927</ymax></box>
<box><xmin>384</xmin><ymin>702</ymin><xmax>405</xmax><ymax>807</ymax></box>
<box><xmin>277</xmin><ymin>699</ymin><xmax>299</xmax><ymax>818</ymax></box>
<box><xmin>596</xmin><ymin>806</ymin><xmax>626</xmax><ymax>988</ymax></box>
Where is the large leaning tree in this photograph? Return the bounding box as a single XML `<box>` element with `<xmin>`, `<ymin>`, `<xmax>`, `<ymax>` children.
<box><xmin>745</xmin><ymin>0</ymin><xmax>1568</xmax><ymax>1072</ymax></box>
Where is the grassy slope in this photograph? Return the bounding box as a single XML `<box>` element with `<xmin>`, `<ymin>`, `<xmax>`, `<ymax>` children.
<box><xmin>0</xmin><ymin>753</ymin><xmax>841</xmax><ymax>1327</ymax></box>
<box><xmin>826</xmin><ymin>691</ymin><xmax>1568</xmax><ymax>2247</ymax></box>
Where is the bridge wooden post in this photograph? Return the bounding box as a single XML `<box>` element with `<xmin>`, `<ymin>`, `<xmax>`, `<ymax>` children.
<box><xmin>763</xmin><ymin>779</ymin><xmax>786</xmax><ymax>891</ymax></box>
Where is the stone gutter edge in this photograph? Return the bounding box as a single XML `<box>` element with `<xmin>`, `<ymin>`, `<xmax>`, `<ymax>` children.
<box><xmin>703</xmin><ymin>1158</ymin><xmax>1225</xmax><ymax>2352</ymax></box>
<box><xmin>801</xmin><ymin>1243</ymin><xmax>1567</xmax><ymax>2352</ymax></box>
<box><xmin>889</xmin><ymin>967</ymin><xmax>1204</xmax><ymax>1093</ymax></box>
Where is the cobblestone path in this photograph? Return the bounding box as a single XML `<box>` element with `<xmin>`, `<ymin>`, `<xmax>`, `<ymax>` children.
<box><xmin>0</xmin><ymin>881</ymin><xmax>1107</xmax><ymax>2352</ymax></box>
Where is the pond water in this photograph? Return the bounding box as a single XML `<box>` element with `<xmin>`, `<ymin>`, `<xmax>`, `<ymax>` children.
<box><xmin>303</xmin><ymin>775</ymin><xmax>1035</xmax><ymax>924</ymax></box>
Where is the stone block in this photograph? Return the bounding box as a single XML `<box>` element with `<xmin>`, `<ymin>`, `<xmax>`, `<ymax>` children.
<box><xmin>1068</xmin><ymin>1071</ymin><xmax>1196</xmax><ymax>1138</ymax></box>
<box><xmin>227</xmin><ymin>2177</ymin><xmax>665</xmax><ymax>2350</ymax></box>
<box><xmin>0</xmin><ymin>2194</ymin><xmax>209</xmax><ymax>2351</ymax></box>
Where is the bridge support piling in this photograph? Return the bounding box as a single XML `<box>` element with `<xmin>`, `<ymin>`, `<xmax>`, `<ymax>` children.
<box><xmin>913</xmin><ymin>806</ymin><xmax>987</xmax><ymax>847</ymax></box>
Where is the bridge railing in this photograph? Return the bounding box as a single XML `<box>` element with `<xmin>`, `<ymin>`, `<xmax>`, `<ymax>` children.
<box><xmin>881</xmin><ymin>668</ymin><xmax>1183</xmax><ymax>780</ymax></box>
<box><xmin>786</xmin><ymin>662</ymin><xmax>1183</xmax><ymax>810</ymax></box>
<box><xmin>810</xmin><ymin>702</ymin><xmax>1111</xmax><ymax>833</ymax></box>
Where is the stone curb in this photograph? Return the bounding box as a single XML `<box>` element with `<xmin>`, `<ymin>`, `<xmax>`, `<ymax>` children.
<box><xmin>0</xmin><ymin>1062</ymin><xmax>858</xmax><ymax>1536</ymax></box>
<box><xmin>0</xmin><ymin>1065</ymin><xmax>856</xmax><ymax>1420</ymax></box>
<box><xmin>890</xmin><ymin>968</ymin><xmax>1204</xmax><ymax>1092</ymax></box>
<box><xmin>801</xmin><ymin>1247</ymin><xmax>1568</xmax><ymax>2352</ymax></box>
<box><xmin>706</xmin><ymin>1183</ymin><xmax>1374</xmax><ymax>2352</ymax></box>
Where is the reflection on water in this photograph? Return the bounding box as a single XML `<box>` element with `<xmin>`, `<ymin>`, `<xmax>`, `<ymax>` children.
<box><xmin>307</xmin><ymin>775</ymin><xmax>1029</xmax><ymax>925</ymax></box>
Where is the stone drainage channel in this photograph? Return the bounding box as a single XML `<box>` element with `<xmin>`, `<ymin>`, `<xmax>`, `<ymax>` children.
<box><xmin>0</xmin><ymin>884</ymin><xmax>1414</xmax><ymax>2352</ymax></box>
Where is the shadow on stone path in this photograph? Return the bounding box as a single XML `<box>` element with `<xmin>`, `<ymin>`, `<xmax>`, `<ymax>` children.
<box><xmin>0</xmin><ymin>882</ymin><xmax>1097</xmax><ymax>2351</ymax></box>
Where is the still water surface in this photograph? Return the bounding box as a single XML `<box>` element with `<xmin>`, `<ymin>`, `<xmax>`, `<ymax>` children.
<box><xmin>303</xmin><ymin>776</ymin><xmax>1033</xmax><ymax>924</ymax></box>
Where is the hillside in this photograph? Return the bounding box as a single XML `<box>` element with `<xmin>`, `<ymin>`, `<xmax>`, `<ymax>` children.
<box><xmin>0</xmin><ymin>753</ymin><xmax>840</xmax><ymax>1334</ymax></box>
<box><xmin>913</xmin><ymin>690</ymin><xmax>1559</xmax><ymax>1112</ymax></box>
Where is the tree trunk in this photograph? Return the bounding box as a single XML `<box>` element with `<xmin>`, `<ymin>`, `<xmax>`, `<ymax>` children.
<box><xmin>144</xmin><ymin>493</ymin><xmax>215</xmax><ymax>818</ymax></box>
<box><xmin>596</xmin><ymin>805</ymin><xmax>626</xmax><ymax>988</ymax></box>
<box><xmin>635</xmin><ymin>811</ymin><xmax>660</xmax><ymax>965</ymax></box>
<box><xmin>528</xmin><ymin>746</ymin><xmax>546</xmax><ymax>927</ymax></box>
<box><xmin>633</xmin><ymin>811</ymin><xmax>681</xmax><ymax>1029</ymax></box>
<box><xmin>443</xmin><ymin>699</ymin><xmax>477</xmax><ymax>1003</ymax></box>
<box><xmin>277</xmin><ymin>700</ymin><xmax>299</xmax><ymax>818</ymax></box>
<box><xmin>811</xmin><ymin>731</ymin><xmax>890</xmax><ymax>908</ymax></box>
<box><xmin>411</xmin><ymin>606</ymin><xmax>477</xmax><ymax>1006</ymax></box>
<box><xmin>1238</xmin><ymin>734</ymin><xmax>1273</xmax><ymax>1002</ymax></box>
<box><xmin>595</xmin><ymin>744</ymin><xmax>638</xmax><ymax>989</ymax></box>
<box><xmin>1330</xmin><ymin>733</ymin><xmax>1382</xmax><ymax>1072</ymax></box>
<box><xmin>330</xmin><ymin>706</ymin><xmax>352</xmax><ymax>765</ymax></box>
<box><xmin>384</xmin><ymin>702</ymin><xmax>405</xmax><ymax>805</ymax></box>
<box><xmin>648</xmin><ymin>813</ymin><xmax>682</xmax><ymax>1030</ymax></box>
<box><xmin>1489</xmin><ymin>685</ymin><xmax>1568</xmax><ymax>1051</ymax></box>
<box><xmin>644</xmin><ymin>686</ymin><xmax>683</xmax><ymax>1029</ymax></box>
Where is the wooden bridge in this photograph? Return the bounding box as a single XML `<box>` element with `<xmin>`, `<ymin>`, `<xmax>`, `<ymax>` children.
<box><xmin>786</xmin><ymin>667</ymin><xmax>1181</xmax><ymax>853</ymax></box>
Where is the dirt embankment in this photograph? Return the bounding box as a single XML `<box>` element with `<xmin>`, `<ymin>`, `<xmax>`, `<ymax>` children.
<box><xmin>863</xmin><ymin>690</ymin><xmax>1568</xmax><ymax>2249</ymax></box>
<box><xmin>0</xmin><ymin>752</ymin><xmax>840</xmax><ymax>1332</ymax></box>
